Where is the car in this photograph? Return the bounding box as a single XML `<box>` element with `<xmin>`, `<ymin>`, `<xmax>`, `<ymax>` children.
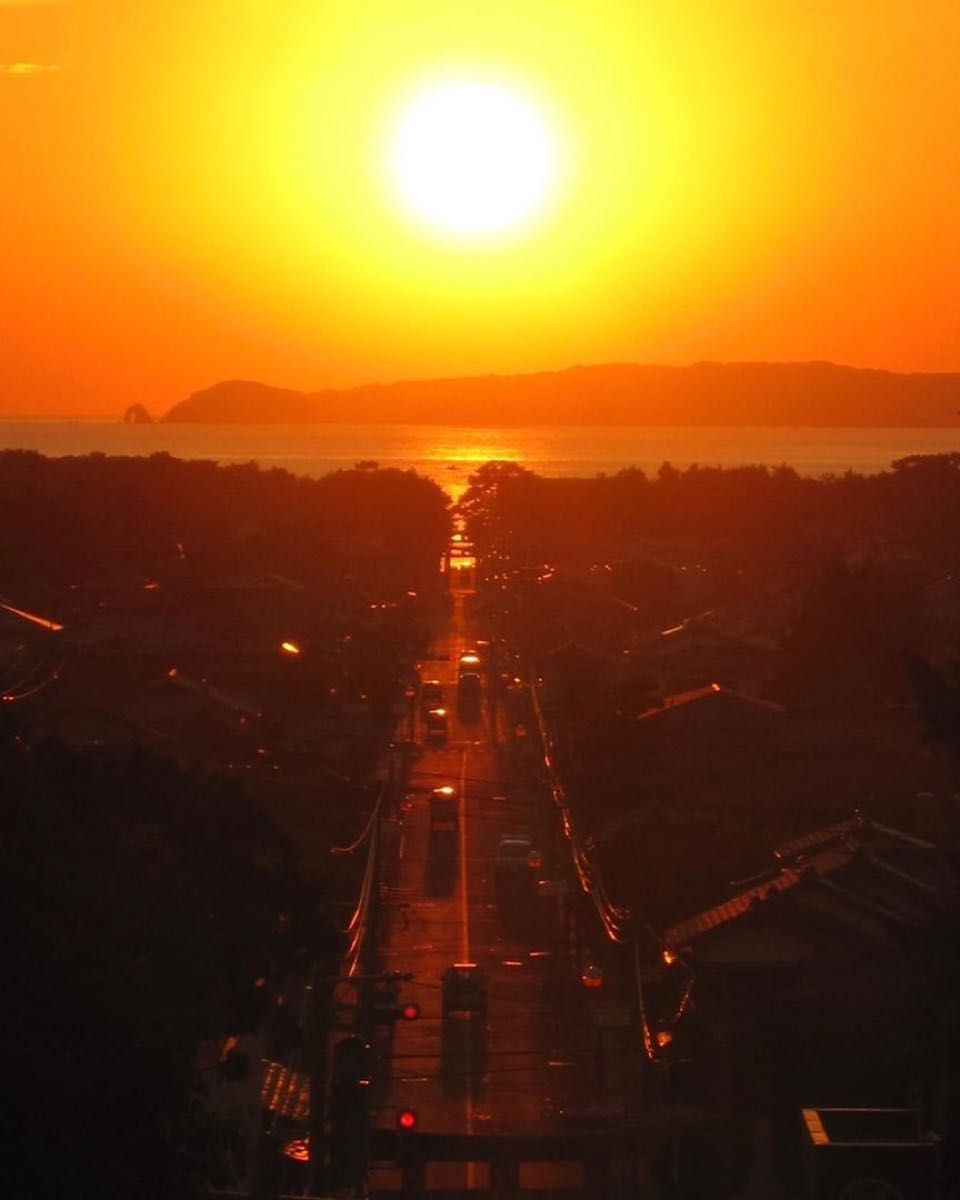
<box><xmin>458</xmin><ymin>650</ymin><xmax>482</xmax><ymax>675</ymax></box>
<box><xmin>441</xmin><ymin>962</ymin><xmax>488</xmax><ymax>1018</ymax></box>
<box><xmin>420</xmin><ymin>679</ymin><xmax>444</xmax><ymax>712</ymax></box>
<box><xmin>424</xmin><ymin>706</ymin><xmax>448</xmax><ymax>742</ymax></box>
<box><xmin>428</xmin><ymin>786</ymin><xmax>458</xmax><ymax>856</ymax></box>
<box><xmin>494</xmin><ymin>835</ymin><xmax>542</xmax><ymax>917</ymax></box>
<box><xmin>457</xmin><ymin>654</ymin><xmax>482</xmax><ymax>710</ymax></box>
<box><xmin>495</xmin><ymin>834</ymin><xmax>542</xmax><ymax>873</ymax></box>
<box><xmin>457</xmin><ymin>651</ymin><xmax>482</xmax><ymax>687</ymax></box>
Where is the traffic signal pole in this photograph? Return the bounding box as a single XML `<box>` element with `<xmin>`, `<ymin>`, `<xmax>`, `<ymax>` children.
<box><xmin>303</xmin><ymin>969</ymin><xmax>415</xmax><ymax>1195</ymax></box>
<box><xmin>306</xmin><ymin>961</ymin><xmax>337</xmax><ymax>1197</ymax></box>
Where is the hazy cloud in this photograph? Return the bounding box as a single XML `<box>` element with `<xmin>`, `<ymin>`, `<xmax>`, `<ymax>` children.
<box><xmin>0</xmin><ymin>62</ymin><xmax>61</xmax><ymax>74</ymax></box>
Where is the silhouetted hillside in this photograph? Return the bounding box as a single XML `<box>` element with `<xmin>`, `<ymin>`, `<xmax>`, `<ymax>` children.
<box><xmin>162</xmin><ymin>362</ymin><xmax>960</xmax><ymax>427</ymax></box>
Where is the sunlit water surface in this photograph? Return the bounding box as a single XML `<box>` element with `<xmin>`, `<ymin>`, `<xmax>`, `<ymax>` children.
<box><xmin>1</xmin><ymin>421</ymin><xmax>957</xmax><ymax>504</ymax></box>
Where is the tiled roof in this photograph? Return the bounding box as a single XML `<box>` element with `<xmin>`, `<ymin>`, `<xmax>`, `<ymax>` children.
<box><xmin>663</xmin><ymin>820</ymin><xmax>941</xmax><ymax>952</ymax></box>
<box><xmin>0</xmin><ymin>600</ymin><xmax>64</xmax><ymax>633</ymax></box>
<box><xmin>541</xmin><ymin>637</ymin><xmax>609</xmax><ymax>662</ymax></box>
<box><xmin>626</xmin><ymin>609</ymin><xmax>777</xmax><ymax>653</ymax></box>
<box><xmin>664</xmin><ymin>848</ymin><xmax>851</xmax><ymax>948</ymax></box>
<box><xmin>207</xmin><ymin>572</ymin><xmax>308</xmax><ymax>591</ymax></box>
<box><xmin>70</xmin><ymin>609</ymin><xmax>238</xmax><ymax>652</ymax></box>
<box><xmin>636</xmin><ymin>682</ymin><xmax>784</xmax><ymax>722</ymax></box>
<box><xmin>774</xmin><ymin>818</ymin><xmax>862</xmax><ymax>864</ymax></box>
<box><xmin>156</xmin><ymin>669</ymin><xmax>261</xmax><ymax>718</ymax></box>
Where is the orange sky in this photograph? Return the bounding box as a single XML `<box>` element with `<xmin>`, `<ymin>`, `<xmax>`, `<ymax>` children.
<box><xmin>1</xmin><ymin>0</ymin><xmax>958</xmax><ymax>417</ymax></box>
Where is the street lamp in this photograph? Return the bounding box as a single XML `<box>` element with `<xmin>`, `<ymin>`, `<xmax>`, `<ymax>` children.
<box><xmin>581</xmin><ymin>963</ymin><xmax>604</xmax><ymax>989</ymax></box>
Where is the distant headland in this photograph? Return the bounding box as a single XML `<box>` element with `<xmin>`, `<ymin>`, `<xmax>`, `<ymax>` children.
<box><xmin>160</xmin><ymin>361</ymin><xmax>960</xmax><ymax>427</ymax></box>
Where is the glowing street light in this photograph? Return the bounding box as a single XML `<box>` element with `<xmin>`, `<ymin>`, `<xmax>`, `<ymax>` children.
<box><xmin>581</xmin><ymin>964</ymin><xmax>604</xmax><ymax>989</ymax></box>
<box><xmin>280</xmin><ymin>640</ymin><xmax>301</xmax><ymax>656</ymax></box>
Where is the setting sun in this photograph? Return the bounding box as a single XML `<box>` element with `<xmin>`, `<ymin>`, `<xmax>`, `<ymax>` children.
<box><xmin>1</xmin><ymin>2</ymin><xmax>960</xmax><ymax>1193</ymax></box>
<box><xmin>392</xmin><ymin>81</ymin><xmax>555</xmax><ymax>236</ymax></box>
<box><xmin>0</xmin><ymin>0</ymin><xmax>957</xmax><ymax>413</ymax></box>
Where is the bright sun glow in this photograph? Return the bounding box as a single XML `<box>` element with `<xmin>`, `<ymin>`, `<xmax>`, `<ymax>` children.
<box><xmin>392</xmin><ymin>81</ymin><xmax>554</xmax><ymax>236</ymax></box>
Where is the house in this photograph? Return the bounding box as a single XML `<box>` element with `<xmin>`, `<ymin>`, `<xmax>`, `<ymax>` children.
<box><xmin>516</xmin><ymin>572</ymin><xmax>644</xmax><ymax>658</ymax></box>
<box><xmin>643</xmin><ymin>817</ymin><xmax>957</xmax><ymax>1186</ymax></box>
<box><xmin>623</xmin><ymin>609</ymin><xmax>778</xmax><ymax>697</ymax></box>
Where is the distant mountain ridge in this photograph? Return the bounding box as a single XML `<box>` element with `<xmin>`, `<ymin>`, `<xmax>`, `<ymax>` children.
<box><xmin>162</xmin><ymin>362</ymin><xmax>960</xmax><ymax>427</ymax></box>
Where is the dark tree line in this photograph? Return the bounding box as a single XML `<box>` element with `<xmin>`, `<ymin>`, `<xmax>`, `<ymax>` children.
<box><xmin>466</xmin><ymin>454</ymin><xmax>960</xmax><ymax>914</ymax></box>
<box><xmin>463</xmin><ymin>454</ymin><xmax>960</xmax><ymax>711</ymax></box>
<box><xmin>460</xmin><ymin>453</ymin><xmax>960</xmax><ymax>570</ymax></box>
<box><xmin>0</xmin><ymin>451</ymin><xmax>451</xmax><ymax>599</ymax></box>
<box><xmin>0</xmin><ymin>451</ymin><xmax>448</xmax><ymax>1195</ymax></box>
<box><xmin>1</xmin><ymin>716</ymin><xmax>341</xmax><ymax>1198</ymax></box>
<box><xmin>464</xmin><ymin>456</ymin><xmax>960</xmax><ymax>1190</ymax></box>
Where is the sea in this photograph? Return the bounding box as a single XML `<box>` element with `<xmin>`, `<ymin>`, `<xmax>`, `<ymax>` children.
<box><xmin>1</xmin><ymin>420</ymin><xmax>958</xmax><ymax>504</ymax></box>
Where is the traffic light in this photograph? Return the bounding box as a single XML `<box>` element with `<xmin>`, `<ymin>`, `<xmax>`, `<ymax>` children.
<box><xmin>330</xmin><ymin>1037</ymin><xmax>372</xmax><ymax>1192</ymax></box>
<box><xmin>372</xmin><ymin>997</ymin><xmax>421</xmax><ymax>1023</ymax></box>
<box><xmin>371</xmin><ymin>977</ymin><xmax>421</xmax><ymax>1025</ymax></box>
<box><xmin>216</xmin><ymin>1046</ymin><xmax>250</xmax><ymax>1082</ymax></box>
<box><xmin>332</xmin><ymin>1035</ymin><xmax>373</xmax><ymax>1087</ymax></box>
<box><xmin>397</xmin><ymin>1107</ymin><xmax>418</xmax><ymax>1132</ymax></box>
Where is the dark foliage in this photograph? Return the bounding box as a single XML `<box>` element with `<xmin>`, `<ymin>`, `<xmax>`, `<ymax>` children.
<box><xmin>0</xmin><ymin>451</ymin><xmax>450</xmax><ymax>597</ymax></box>
<box><xmin>0</xmin><ymin>715</ymin><xmax>339</xmax><ymax>1198</ymax></box>
<box><xmin>467</xmin><ymin>456</ymin><xmax>960</xmax><ymax>920</ymax></box>
<box><xmin>772</xmin><ymin>558</ymin><xmax>920</xmax><ymax>705</ymax></box>
<box><xmin>911</xmin><ymin>653</ymin><xmax>960</xmax><ymax>755</ymax></box>
<box><xmin>462</xmin><ymin>453</ymin><xmax>960</xmax><ymax>571</ymax></box>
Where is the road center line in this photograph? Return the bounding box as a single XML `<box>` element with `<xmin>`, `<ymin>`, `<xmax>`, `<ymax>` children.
<box><xmin>458</xmin><ymin>731</ymin><xmax>476</xmax><ymax>1180</ymax></box>
<box><xmin>458</xmin><ymin>746</ymin><xmax>470</xmax><ymax>964</ymax></box>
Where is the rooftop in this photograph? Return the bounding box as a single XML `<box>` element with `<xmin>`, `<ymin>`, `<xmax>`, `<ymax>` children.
<box><xmin>664</xmin><ymin>817</ymin><xmax>944</xmax><ymax>954</ymax></box>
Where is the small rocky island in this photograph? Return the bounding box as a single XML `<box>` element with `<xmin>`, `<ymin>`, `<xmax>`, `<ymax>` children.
<box><xmin>122</xmin><ymin>403</ymin><xmax>154</xmax><ymax>424</ymax></box>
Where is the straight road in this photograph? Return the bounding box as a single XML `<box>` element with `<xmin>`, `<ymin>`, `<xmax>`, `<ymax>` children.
<box><xmin>370</xmin><ymin>579</ymin><xmax>584</xmax><ymax>1191</ymax></box>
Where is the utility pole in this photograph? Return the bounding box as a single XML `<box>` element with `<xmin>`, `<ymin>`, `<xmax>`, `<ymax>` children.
<box><xmin>486</xmin><ymin>638</ymin><xmax>500</xmax><ymax>744</ymax></box>
<box><xmin>306</xmin><ymin>957</ymin><xmax>338</xmax><ymax>1196</ymax></box>
<box><xmin>305</xmin><ymin>963</ymin><xmax>416</xmax><ymax>1196</ymax></box>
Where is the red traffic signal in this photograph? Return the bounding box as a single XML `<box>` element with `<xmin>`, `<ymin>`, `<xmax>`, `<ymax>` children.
<box><xmin>372</xmin><ymin>997</ymin><xmax>421</xmax><ymax>1023</ymax></box>
<box><xmin>397</xmin><ymin>1108</ymin><xmax>418</xmax><ymax>1131</ymax></box>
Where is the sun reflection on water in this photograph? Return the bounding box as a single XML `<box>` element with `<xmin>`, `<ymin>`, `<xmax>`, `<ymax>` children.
<box><xmin>422</xmin><ymin>440</ymin><xmax>525</xmax><ymax>464</ymax></box>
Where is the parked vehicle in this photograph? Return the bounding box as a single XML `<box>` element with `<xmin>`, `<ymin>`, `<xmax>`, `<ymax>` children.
<box><xmin>424</xmin><ymin>706</ymin><xmax>448</xmax><ymax>742</ymax></box>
